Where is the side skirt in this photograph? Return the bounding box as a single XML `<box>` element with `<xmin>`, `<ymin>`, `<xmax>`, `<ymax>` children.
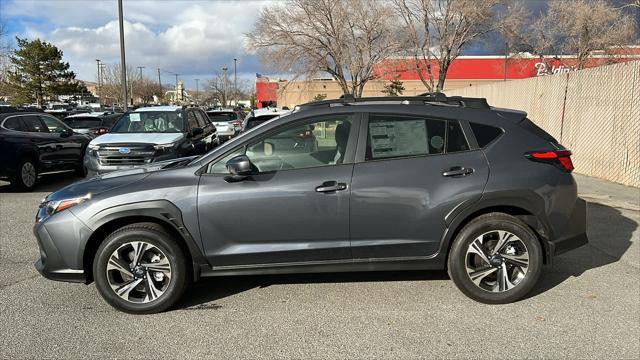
<box><xmin>200</xmin><ymin>256</ymin><xmax>447</xmax><ymax>277</ymax></box>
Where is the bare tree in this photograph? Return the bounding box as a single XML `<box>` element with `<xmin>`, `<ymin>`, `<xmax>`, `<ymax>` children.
<box><xmin>512</xmin><ymin>0</ymin><xmax>638</xmax><ymax>71</ymax></box>
<box><xmin>393</xmin><ymin>0</ymin><xmax>518</xmax><ymax>92</ymax></box>
<box><xmin>246</xmin><ymin>0</ymin><xmax>399</xmax><ymax>97</ymax></box>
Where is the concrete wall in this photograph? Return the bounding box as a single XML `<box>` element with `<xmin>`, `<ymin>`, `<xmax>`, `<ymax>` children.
<box><xmin>447</xmin><ymin>61</ymin><xmax>640</xmax><ymax>187</ymax></box>
<box><xmin>277</xmin><ymin>79</ymin><xmax>500</xmax><ymax>108</ymax></box>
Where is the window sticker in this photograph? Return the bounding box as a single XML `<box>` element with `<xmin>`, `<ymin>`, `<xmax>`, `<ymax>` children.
<box><xmin>369</xmin><ymin>120</ymin><xmax>428</xmax><ymax>158</ymax></box>
<box><xmin>129</xmin><ymin>113</ymin><xmax>141</xmax><ymax>122</ymax></box>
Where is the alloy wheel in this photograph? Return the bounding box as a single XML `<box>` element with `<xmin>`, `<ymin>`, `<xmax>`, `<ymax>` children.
<box><xmin>106</xmin><ymin>241</ymin><xmax>172</xmax><ymax>303</ymax></box>
<box><xmin>465</xmin><ymin>230</ymin><xmax>529</xmax><ymax>292</ymax></box>
<box><xmin>21</xmin><ymin>162</ymin><xmax>36</xmax><ymax>188</ymax></box>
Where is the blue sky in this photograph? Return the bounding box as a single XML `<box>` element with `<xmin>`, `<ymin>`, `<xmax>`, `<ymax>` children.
<box><xmin>1</xmin><ymin>0</ymin><xmax>269</xmax><ymax>90</ymax></box>
<box><xmin>2</xmin><ymin>0</ymin><xmax>636</xmax><ymax>90</ymax></box>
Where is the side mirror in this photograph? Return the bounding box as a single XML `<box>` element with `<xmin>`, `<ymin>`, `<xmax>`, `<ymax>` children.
<box><xmin>189</xmin><ymin>127</ymin><xmax>203</xmax><ymax>137</ymax></box>
<box><xmin>60</xmin><ymin>128</ymin><xmax>73</xmax><ymax>137</ymax></box>
<box><xmin>225</xmin><ymin>155</ymin><xmax>253</xmax><ymax>181</ymax></box>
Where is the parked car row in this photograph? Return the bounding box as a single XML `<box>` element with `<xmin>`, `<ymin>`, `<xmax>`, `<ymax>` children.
<box><xmin>1</xmin><ymin>105</ymin><xmax>261</xmax><ymax>190</ymax></box>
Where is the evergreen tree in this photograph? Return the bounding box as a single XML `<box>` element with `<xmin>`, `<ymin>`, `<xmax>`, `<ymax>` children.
<box><xmin>382</xmin><ymin>78</ymin><xmax>405</xmax><ymax>96</ymax></box>
<box><xmin>7</xmin><ymin>37</ymin><xmax>79</xmax><ymax>106</ymax></box>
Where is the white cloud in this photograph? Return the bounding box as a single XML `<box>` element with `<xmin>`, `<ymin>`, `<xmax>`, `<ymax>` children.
<box><xmin>5</xmin><ymin>1</ymin><xmax>270</xmax><ymax>84</ymax></box>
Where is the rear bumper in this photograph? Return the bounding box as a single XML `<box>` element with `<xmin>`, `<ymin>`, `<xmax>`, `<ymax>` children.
<box><xmin>548</xmin><ymin>197</ymin><xmax>588</xmax><ymax>258</ymax></box>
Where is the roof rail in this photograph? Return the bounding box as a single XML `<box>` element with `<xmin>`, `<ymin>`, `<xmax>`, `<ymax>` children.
<box><xmin>298</xmin><ymin>92</ymin><xmax>489</xmax><ymax>110</ymax></box>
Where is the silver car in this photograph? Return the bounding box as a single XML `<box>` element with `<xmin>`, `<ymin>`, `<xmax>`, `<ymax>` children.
<box><xmin>206</xmin><ymin>109</ymin><xmax>243</xmax><ymax>141</ymax></box>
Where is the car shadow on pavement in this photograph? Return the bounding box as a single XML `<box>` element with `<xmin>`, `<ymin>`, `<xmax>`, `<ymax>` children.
<box><xmin>178</xmin><ymin>201</ymin><xmax>637</xmax><ymax>309</ymax></box>
<box><xmin>530</xmin><ymin>202</ymin><xmax>637</xmax><ymax>297</ymax></box>
<box><xmin>177</xmin><ymin>270</ymin><xmax>449</xmax><ymax>310</ymax></box>
<box><xmin>0</xmin><ymin>172</ymin><xmax>83</xmax><ymax>193</ymax></box>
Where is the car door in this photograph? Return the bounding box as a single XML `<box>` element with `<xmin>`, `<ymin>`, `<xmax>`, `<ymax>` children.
<box><xmin>350</xmin><ymin>113</ymin><xmax>489</xmax><ymax>259</ymax></box>
<box><xmin>186</xmin><ymin>109</ymin><xmax>206</xmax><ymax>155</ymax></box>
<box><xmin>19</xmin><ymin>115</ymin><xmax>60</xmax><ymax>169</ymax></box>
<box><xmin>39</xmin><ymin>115</ymin><xmax>85</xmax><ymax>166</ymax></box>
<box><xmin>197</xmin><ymin>113</ymin><xmax>359</xmax><ymax>266</ymax></box>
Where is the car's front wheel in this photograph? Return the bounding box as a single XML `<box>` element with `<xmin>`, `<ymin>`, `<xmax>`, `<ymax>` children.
<box><xmin>93</xmin><ymin>223</ymin><xmax>188</xmax><ymax>314</ymax></box>
<box><xmin>448</xmin><ymin>213</ymin><xmax>543</xmax><ymax>304</ymax></box>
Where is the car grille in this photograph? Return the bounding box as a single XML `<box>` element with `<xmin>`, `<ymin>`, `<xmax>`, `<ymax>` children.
<box><xmin>96</xmin><ymin>144</ymin><xmax>156</xmax><ymax>166</ymax></box>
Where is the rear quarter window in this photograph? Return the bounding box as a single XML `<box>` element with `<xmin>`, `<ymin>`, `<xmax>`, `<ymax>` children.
<box><xmin>3</xmin><ymin>117</ymin><xmax>24</xmax><ymax>131</ymax></box>
<box><xmin>469</xmin><ymin>122</ymin><xmax>504</xmax><ymax>148</ymax></box>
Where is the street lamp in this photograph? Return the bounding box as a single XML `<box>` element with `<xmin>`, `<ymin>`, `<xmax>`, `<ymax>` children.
<box><xmin>195</xmin><ymin>78</ymin><xmax>199</xmax><ymax>105</ymax></box>
<box><xmin>233</xmin><ymin>58</ymin><xmax>237</xmax><ymax>108</ymax></box>
<box><xmin>222</xmin><ymin>66</ymin><xmax>228</xmax><ymax>107</ymax></box>
<box><xmin>117</xmin><ymin>0</ymin><xmax>128</xmax><ymax>110</ymax></box>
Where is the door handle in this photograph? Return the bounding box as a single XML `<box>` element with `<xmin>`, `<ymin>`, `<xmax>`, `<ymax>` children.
<box><xmin>442</xmin><ymin>166</ymin><xmax>474</xmax><ymax>177</ymax></box>
<box><xmin>315</xmin><ymin>181</ymin><xmax>347</xmax><ymax>193</ymax></box>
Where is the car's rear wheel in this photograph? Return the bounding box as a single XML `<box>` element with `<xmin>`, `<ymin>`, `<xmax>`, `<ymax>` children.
<box><xmin>448</xmin><ymin>212</ymin><xmax>543</xmax><ymax>304</ymax></box>
<box><xmin>93</xmin><ymin>223</ymin><xmax>188</xmax><ymax>314</ymax></box>
<box><xmin>10</xmin><ymin>158</ymin><xmax>38</xmax><ymax>191</ymax></box>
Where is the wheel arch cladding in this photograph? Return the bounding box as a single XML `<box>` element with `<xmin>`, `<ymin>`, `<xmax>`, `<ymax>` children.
<box><xmin>81</xmin><ymin>202</ymin><xmax>206</xmax><ymax>283</ymax></box>
<box><xmin>443</xmin><ymin>204</ymin><xmax>551</xmax><ymax>265</ymax></box>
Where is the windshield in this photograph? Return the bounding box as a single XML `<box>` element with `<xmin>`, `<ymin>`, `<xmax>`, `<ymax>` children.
<box><xmin>207</xmin><ymin>112</ymin><xmax>237</xmax><ymax>122</ymax></box>
<box><xmin>63</xmin><ymin>117</ymin><xmax>102</xmax><ymax>129</ymax></box>
<box><xmin>111</xmin><ymin>111</ymin><xmax>184</xmax><ymax>133</ymax></box>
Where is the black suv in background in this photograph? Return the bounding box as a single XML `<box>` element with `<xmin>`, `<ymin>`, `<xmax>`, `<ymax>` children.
<box><xmin>33</xmin><ymin>95</ymin><xmax>587</xmax><ymax>313</ymax></box>
<box><xmin>0</xmin><ymin>108</ymin><xmax>92</xmax><ymax>190</ymax></box>
<box><xmin>62</xmin><ymin>112</ymin><xmax>123</xmax><ymax>136</ymax></box>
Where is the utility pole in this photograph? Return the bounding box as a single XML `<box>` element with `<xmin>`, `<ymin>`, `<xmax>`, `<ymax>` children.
<box><xmin>504</xmin><ymin>42</ymin><xmax>509</xmax><ymax>82</ymax></box>
<box><xmin>157</xmin><ymin>68</ymin><xmax>162</xmax><ymax>103</ymax></box>
<box><xmin>222</xmin><ymin>66</ymin><xmax>228</xmax><ymax>107</ymax></box>
<box><xmin>117</xmin><ymin>0</ymin><xmax>128</xmax><ymax>111</ymax></box>
<box><xmin>233</xmin><ymin>58</ymin><xmax>237</xmax><ymax>108</ymax></box>
<box><xmin>136</xmin><ymin>66</ymin><xmax>144</xmax><ymax>104</ymax></box>
<box><xmin>96</xmin><ymin>59</ymin><xmax>101</xmax><ymax>104</ymax></box>
<box><xmin>195</xmin><ymin>78</ymin><xmax>199</xmax><ymax>105</ymax></box>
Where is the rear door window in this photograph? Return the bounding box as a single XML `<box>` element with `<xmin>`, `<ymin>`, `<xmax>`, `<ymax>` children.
<box><xmin>446</xmin><ymin>120</ymin><xmax>470</xmax><ymax>153</ymax></box>
<box><xmin>195</xmin><ymin>111</ymin><xmax>209</xmax><ymax>128</ymax></box>
<box><xmin>22</xmin><ymin>116</ymin><xmax>47</xmax><ymax>133</ymax></box>
<box><xmin>365</xmin><ymin>114</ymin><xmax>446</xmax><ymax>160</ymax></box>
<box><xmin>187</xmin><ymin>110</ymin><xmax>199</xmax><ymax>130</ymax></box>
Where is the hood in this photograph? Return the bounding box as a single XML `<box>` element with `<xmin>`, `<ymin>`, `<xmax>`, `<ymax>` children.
<box><xmin>45</xmin><ymin>156</ymin><xmax>197</xmax><ymax>202</ymax></box>
<box><xmin>90</xmin><ymin>132</ymin><xmax>184</xmax><ymax>145</ymax></box>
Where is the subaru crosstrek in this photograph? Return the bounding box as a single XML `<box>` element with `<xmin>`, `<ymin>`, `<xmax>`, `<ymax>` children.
<box><xmin>34</xmin><ymin>94</ymin><xmax>587</xmax><ymax>314</ymax></box>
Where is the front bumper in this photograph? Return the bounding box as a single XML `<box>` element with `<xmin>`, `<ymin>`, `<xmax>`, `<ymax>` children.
<box><xmin>33</xmin><ymin>209</ymin><xmax>92</xmax><ymax>283</ymax></box>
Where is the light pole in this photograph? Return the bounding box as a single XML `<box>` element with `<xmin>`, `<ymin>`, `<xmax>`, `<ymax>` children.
<box><xmin>117</xmin><ymin>0</ymin><xmax>128</xmax><ymax>111</ymax></box>
<box><xmin>157</xmin><ymin>68</ymin><xmax>162</xmax><ymax>103</ymax></box>
<box><xmin>222</xmin><ymin>66</ymin><xmax>228</xmax><ymax>107</ymax></box>
<box><xmin>195</xmin><ymin>78</ymin><xmax>199</xmax><ymax>105</ymax></box>
<box><xmin>96</xmin><ymin>59</ymin><xmax>101</xmax><ymax>104</ymax></box>
<box><xmin>233</xmin><ymin>58</ymin><xmax>237</xmax><ymax>108</ymax></box>
<box><xmin>136</xmin><ymin>66</ymin><xmax>144</xmax><ymax>104</ymax></box>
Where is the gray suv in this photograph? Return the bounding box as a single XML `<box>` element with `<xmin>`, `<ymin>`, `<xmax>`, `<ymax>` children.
<box><xmin>33</xmin><ymin>95</ymin><xmax>587</xmax><ymax>314</ymax></box>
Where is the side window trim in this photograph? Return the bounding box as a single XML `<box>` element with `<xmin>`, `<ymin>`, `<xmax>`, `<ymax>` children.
<box><xmin>459</xmin><ymin>119</ymin><xmax>479</xmax><ymax>150</ymax></box>
<box><xmin>357</xmin><ymin>112</ymin><xmax>475</xmax><ymax>163</ymax></box>
<box><xmin>1</xmin><ymin>115</ymin><xmax>27</xmax><ymax>132</ymax></box>
<box><xmin>201</xmin><ymin>112</ymin><xmax>361</xmax><ymax>175</ymax></box>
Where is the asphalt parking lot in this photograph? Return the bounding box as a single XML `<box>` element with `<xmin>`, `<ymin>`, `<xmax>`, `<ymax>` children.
<box><xmin>0</xmin><ymin>173</ymin><xmax>638</xmax><ymax>359</ymax></box>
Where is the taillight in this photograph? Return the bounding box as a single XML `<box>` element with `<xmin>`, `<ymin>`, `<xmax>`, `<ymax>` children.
<box><xmin>90</xmin><ymin>127</ymin><xmax>109</xmax><ymax>135</ymax></box>
<box><xmin>525</xmin><ymin>150</ymin><xmax>574</xmax><ymax>172</ymax></box>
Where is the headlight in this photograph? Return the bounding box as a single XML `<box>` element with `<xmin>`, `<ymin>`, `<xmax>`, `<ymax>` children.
<box><xmin>154</xmin><ymin>142</ymin><xmax>176</xmax><ymax>150</ymax></box>
<box><xmin>88</xmin><ymin>144</ymin><xmax>100</xmax><ymax>151</ymax></box>
<box><xmin>40</xmin><ymin>194</ymin><xmax>91</xmax><ymax>216</ymax></box>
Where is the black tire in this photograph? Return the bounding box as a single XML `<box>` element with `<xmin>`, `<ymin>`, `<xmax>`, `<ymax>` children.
<box><xmin>10</xmin><ymin>157</ymin><xmax>38</xmax><ymax>191</ymax></box>
<box><xmin>93</xmin><ymin>222</ymin><xmax>188</xmax><ymax>314</ymax></box>
<box><xmin>447</xmin><ymin>212</ymin><xmax>543</xmax><ymax>304</ymax></box>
